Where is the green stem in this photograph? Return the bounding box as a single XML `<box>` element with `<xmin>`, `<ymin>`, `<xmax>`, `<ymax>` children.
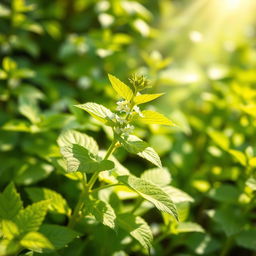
<box><xmin>220</xmin><ymin>237</ymin><xmax>234</xmax><ymax>256</ymax></box>
<box><xmin>68</xmin><ymin>190</ymin><xmax>87</xmax><ymax>228</ymax></box>
<box><xmin>131</xmin><ymin>197</ymin><xmax>143</xmax><ymax>214</ymax></box>
<box><xmin>87</xmin><ymin>139</ymin><xmax>118</xmax><ymax>191</ymax></box>
<box><xmin>91</xmin><ymin>183</ymin><xmax>121</xmax><ymax>194</ymax></box>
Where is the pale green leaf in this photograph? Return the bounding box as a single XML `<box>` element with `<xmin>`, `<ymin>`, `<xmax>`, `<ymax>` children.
<box><xmin>25</xmin><ymin>187</ymin><xmax>71</xmax><ymax>216</ymax></box>
<box><xmin>174</xmin><ymin>222</ymin><xmax>205</xmax><ymax>234</ymax></box>
<box><xmin>141</xmin><ymin>167</ymin><xmax>171</xmax><ymax>187</ymax></box>
<box><xmin>117</xmin><ymin>175</ymin><xmax>178</xmax><ymax>220</ymax></box>
<box><xmin>82</xmin><ymin>198</ymin><xmax>116</xmax><ymax>229</ymax></box>
<box><xmin>15</xmin><ymin>201</ymin><xmax>48</xmax><ymax>234</ymax></box>
<box><xmin>164</xmin><ymin>186</ymin><xmax>194</xmax><ymax>203</ymax></box>
<box><xmin>0</xmin><ymin>183</ymin><xmax>23</xmax><ymax>220</ymax></box>
<box><xmin>0</xmin><ymin>239</ymin><xmax>20</xmax><ymax>256</ymax></box>
<box><xmin>58</xmin><ymin>130</ymin><xmax>98</xmax><ymax>156</ymax></box>
<box><xmin>74</xmin><ymin>102</ymin><xmax>116</xmax><ymax>126</ymax></box>
<box><xmin>39</xmin><ymin>224</ymin><xmax>79</xmax><ymax>250</ymax></box>
<box><xmin>117</xmin><ymin>213</ymin><xmax>153</xmax><ymax>250</ymax></box>
<box><xmin>108</xmin><ymin>74</ymin><xmax>133</xmax><ymax>101</ymax></box>
<box><xmin>140</xmin><ymin>110</ymin><xmax>176</xmax><ymax>126</ymax></box>
<box><xmin>119</xmin><ymin>135</ymin><xmax>162</xmax><ymax>168</ymax></box>
<box><xmin>246</xmin><ymin>176</ymin><xmax>256</xmax><ymax>191</ymax></box>
<box><xmin>60</xmin><ymin>144</ymin><xmax>114</xmax><ymax>173</ymax></box>
<box><xmin>134</xmin><ymin>93</ymin><xmax>164</xmax><ymax>105</ymax></box>
<box><xmin>20</xmin><ymin>232</ymin><xmax>53</xmax><ymax>251</ymax></box>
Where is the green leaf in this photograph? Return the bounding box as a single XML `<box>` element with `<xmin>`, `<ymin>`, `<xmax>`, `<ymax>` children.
<box><xmin>20</xmin><ymin>232</ymin><xmax>53</xmax><ymax>251</ymax></box>
<box><xmin>18</xmin><ymin>96</ymin><xmax>40</xmax><ymax>124</ymax></box>
<box><xmin>2</xmin><ymin>57</ymin><xmax>17</xmax><ymax>72</ymax></box>
<box><xmin>15</xmin><ymin>201</ymin><xmax>48</xmax><ymax>234</ymax></box>
<box><xmin>235</xmin><ymin>229</ymin><xmax>256</xmax><ymax>250</ymax></box>
<box><xmin>174</xmin><ymin>222</ymin><xmax>205</xmax><ymax>234</ymax></box>
<box><xmin>134</xmin><ymin>93</ymin><xmax>164</xmax><ymax>105</ymax></box>
<box><xmin>208</xmin><ymin>184</ymin><xmax>240</xmax><ymax>203</ymax></box>
<box><xmin>108</xmin><ymin>74</ymin><xmax>133</xmax><ymax>101</ymax></box>
<box><xmin>25</xmin><ymin>187</ymin><xmax>71</xmax><ymax>216</ymax></box>
<box><xmin>74</xmin><ymin>102</ymin><xmax>116</xmax><ymax>126</ymax></box>
<box><xmin>0</xmin><ymin>239</ymin><xmax>20</xmax><ymax>256</ymax></box>
<box><xmin>140</xmin><ymin>110</ymin><xmax>176</xmax><ymax>126</ymax></box>
<box><xmin>246</xmin><ymin>176</ymin><xmax>256</xmax><ymax>191</ymax></box>
<box><xmin>228</xmin><ymin>149</ymin><xmax>247</xmax><ymax>166</ymax></box>
<box><xmin>117</xmin><ymin>175</ymin><xmax>178</xmax><ymax>220</ymax></box>
<box><xmin>164</xmin><ymin>186</ymin><xmax>194</xmax><ymax>203</ymax></box>
<box><xmin>117</xmin><ymin>213</ymin><xmax>153</xmax><ymax>250</ymax></box>
<box><xmin>82</xmin><ymin>198</ymin><xmax>116</xmax><ymax>229</ymax></box>
<box><xmin>60</xmin><ymin>144</ymin><xmax>114</xmax><ymax>173</ymax></box>
<box><xmin>0</xmin><ymin>183</ymin><xmax>23</xmax><ymax>220</ymax></box>
<box><xmin>208</xmin><ymin>129</ymin><xmax>230</xmax><ymax>150</ymax></box>
<box><xmin>39</xmin><ymin>224</ymin><xmax>79</xmax><ymax>250</ymax></box>
<box><xmin>207</xmin><ymin>208</ymin><xmax>244</xmax><ymax>236</ymax></box>
<box><xmin>1</xmin><ymin>220</ymin><xmax>19</xmax><ymax>239</ymax></box>
<box><xmin>58</xmin><ymin>130</ymin><xmax>99</xmax><ymax>156</ymax></box>
<box><xmin>141</xmin><ymin>167</ymin><xmax>171</xmax><ymax>187</ymax></box>
<box><xmin>119</xmin><ymin>135</ymin><xmax>162</xmax><ymax>168</ymax></box>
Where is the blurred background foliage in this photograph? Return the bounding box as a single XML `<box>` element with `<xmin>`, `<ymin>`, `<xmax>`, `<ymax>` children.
<box><xmin>0</xmin><ymin>0</ymin><xmax>256</xmax><ymax>255</ymax></box>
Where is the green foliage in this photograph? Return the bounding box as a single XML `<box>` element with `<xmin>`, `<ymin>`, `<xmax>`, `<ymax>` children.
<box><xmin>1</xmin><ymin>0</ymin><xmax>256</xmax><ymax>255</ymax></box>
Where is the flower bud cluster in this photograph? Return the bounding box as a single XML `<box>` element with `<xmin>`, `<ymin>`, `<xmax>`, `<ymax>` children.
<box><xmin>129</xmin><ymin>74</ymin><xmax>151</xmax><ymax>91</ymax></box>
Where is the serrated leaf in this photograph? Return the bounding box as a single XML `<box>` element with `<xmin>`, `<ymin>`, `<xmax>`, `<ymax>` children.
<box><xmin>164</xmin><ymin>186</ymin><xmax>194</xmax><ymax>203</ymax></box>
<box><xmin>15</xmin><ymin>201</ymin><xmax>48</xmax><ymax>234</ymax></box>
<box><xmin>58</xmin><ymin>130</ymin><xmax>98</xmax><ymax>156</ymax></box>
<box><xmin>25</xmin><ymin>187</ymin><xmax>71</xmax><ymax>216</ymax></box>
<box><xmin>20</xmin><ymin>232</ymin><xmax>53</xmax><ymax>251</ymax></box>
<box><xmin>74</xmin><ymin>102</ymin><xmax>116</xmax><ymax>126</ymax></box>
<box><xmin>0</xmin><ymin>239</ymin><xmax>20</xmax><ymax>256</ymax></box>
<box><xmin>119</xmin><ymin>135</ymin><xmax>162</xmax><ymax>168</ymax></box>
<box><xmin>39</xmin><ymin>224</ymin><xmax>79</xmax><ymax>250</ymax></box>
<box><xmin>82</xmin><ymin>198</ymin><xmax>116</xmax><ymax>229</ymax></box>
<box><xmin>117</xmin><ymin>213</ymin><xmax>153</xmax><ymax>250</ymax></box>
<box><xmin>108</xmin><ymin>74</ymin><xmax>133</xmax><ymax>101</ymax></box>
<box><xmin>235</xmin><ymin>229</ymin><xmax>256</xmax><ymax>250</ymax></box>
<box><xmin>60</xmin><ymin>144</ymin><xmax>114</xmax><ymax>173</ymax></box>
<box><xmin>1</xmin><ymin>220</ymin><xmax>19</xmax><ymax>239</ymax></box>
<box><xmin>140</xmin><ymin>110</ymin><xmax>176</xmax><ymax>126</ymax></box>
<box><xmin>134</xmin><ymin>93</ymin><xmax>164</xmax><ymax>105</ymax></box>
<box><xmin>141</xmin><ymin>167</ymin><xmax>171</xmax><ymax>187</ymax></box>
<box><xmin>174</xmin><ymin>222</ymin><xmax>205</xmax><ymax>234</ymax></box>
<box><xmin>117</xmin><ymin>175</ymin><xmax>178</xmax><ymax>220</ymax></box>
<box><xmin>0</xmin><ymin>183</ymin><xmax>23</xmax><ymax>220</ymax></box>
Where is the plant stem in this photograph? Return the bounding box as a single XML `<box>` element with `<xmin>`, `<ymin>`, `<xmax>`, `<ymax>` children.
<box><xmin>87</xmin><ymin>139</ymin><xmax>118</xmax><ymax>191</ymax></box>
<box><xmin>91</xmin><ymin>183</ymin><xmax>121</xmax><ymax>194</ymax></box>
<box><xmin>220</xmin><ymin>237</ymin><xmax>234</xmax><ymax>256</ymax></box>
<box><xmin>68</xmin><ymin>190</ymin><xmax>87</xmax><ymax>228</ymax></box>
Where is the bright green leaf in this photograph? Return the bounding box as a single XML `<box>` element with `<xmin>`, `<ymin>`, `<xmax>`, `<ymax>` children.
<box><xmin>119</xmin><ymin>135</ymin><xmax>162</xmax><ymax>168</ymax></box>
<box><xmin>20</xmin><ymin>231</ymin><xmax>53</xmax><ymax>251</ymax></box>
<box><xmin>134</xmin><ymin>93</ymin><xmax>164</xmax><ymax>105</ymax></box>
<box><xmin>25</xmin><ymin>187</ymin><xmax>71</xmax><ymax>216</ymax></box>
<box><xmin>2</xmin><ymin>57</ymin><xmax>17</xmax><ymax>72</ymax></box>
<box><xmin>0</xmin><ymin>183</ymin><xmax>23</xmax><ymax>220</ymax></box>
<box><xmin>74</xmin><ymin>102</ymin><xmax>116</xmax><ymax>126</ymax></box>
<box><xmin>117</xmin><ymin>213</ymin><xmax>153</xmax><ymax>250</ymax></box>
<box><xmin>82</xmin><ymin>198</ymin><xmax>116</xmax><ymax>229</ymax></box>
<box><xmin>228</xmin><ymin>149</ymin><xmax>247</xmax><ymax>166</ymax></box>
<box><xmin>174</xmin><ymin>222</ymin><xmax>205</xmax><ymax>234</ymax></box>
<box><xmin>108</xmin><ymin>74</ymin><xmax>133</xmax><ymax>101</ymax></box>
<box><xmin>1</xmin><ymin>220</ymin><xmax>19</xmax><ymax>239</ymax></box>
<box><xmin>208</xmin><ymin>129</ymin><xmax>230</xmax><ymax>150</ymax></box>
<box><xmin>15</xmin><ymin>201</ymin><xmax>48</xmax><ymax>234</ymax></box>
<box><xmin>141</xmin><ymin>167</ymin><xmax>171</xmax><ymax>187</ymax></box>
<box><xmin>164</xmin><ymin>186</ymin><xmax>194</xmax><ymax>203</ymax></box>
<box><xmin>140</xmin><ymin>110</ymin><xmax>176</xmax><ymax>126</ymax></box>
<box><xmin>117</xmin><ymin>175</ymin><xmax>178</xmax><ymax>220</ymax></box>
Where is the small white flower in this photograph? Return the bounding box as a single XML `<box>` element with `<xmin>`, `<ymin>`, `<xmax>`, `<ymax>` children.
<box><xmin>133</xmin><ymin>105</ymin><xmax>144</xmax><ymax>117</ymax></box>
<box><xmin>116</xmin><ymin>100</ymin><xmax>130</xmax><ymax>113</ymax></box>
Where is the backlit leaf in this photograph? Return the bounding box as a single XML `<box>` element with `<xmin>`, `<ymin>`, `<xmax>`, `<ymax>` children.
<box><xmin>140</xmin><ymin>110</ymin><xmax>176</xmax><ymax>126</ymax></box>
<box><xmin>134</xmin><ymin>93</ymin><xmax>164</xmax><ymax>105</ymax></box>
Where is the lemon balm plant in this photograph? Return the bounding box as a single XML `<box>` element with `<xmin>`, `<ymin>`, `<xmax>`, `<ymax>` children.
<box><xmin>57</xmin><ymin>74</ymin><xmax>180</xmax><ymax>249</ymax></box>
